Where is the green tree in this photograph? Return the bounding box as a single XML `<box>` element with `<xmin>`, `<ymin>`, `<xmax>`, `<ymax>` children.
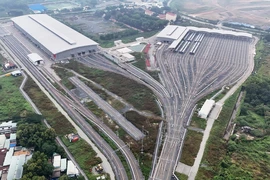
<box><xmin>22</xmin><ymin>151</ymin><xmax>53</xmax><ymax>179</ymax></box>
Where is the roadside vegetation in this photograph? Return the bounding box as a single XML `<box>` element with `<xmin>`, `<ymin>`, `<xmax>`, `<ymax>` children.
<box><xmin>0</xmin><ymin>76</ymin><xmax>32</xmax><ymax>121</ymax></box>
<box><xmin>58</xmin><ymin>60</ymin><xmax>160</xmax><ymax>115</ymax></box>
<box><xmin>180</xmin><ymin>130</ymin><xmax>203</xmax><ymax>166</ymax></box>
<box><xmin>175</xmin><ymin>172</ymin><xmax>188</xmax><ymax>180</ymax></box>
<box><xmin>197</xmin><ymin>36</ymin><xmax>270</xmax><ymax>179</ymax></box>
<box><xmin>23</xmin><ymin>76</ymin><xmax>103</xmax><ymax>179</ymax></box>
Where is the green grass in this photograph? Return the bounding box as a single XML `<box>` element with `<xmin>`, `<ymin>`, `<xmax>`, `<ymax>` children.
<box><xmin>61</xmin><ymin>137</ymin><xmax>104</xmax><ymax>180</ymax></box>
<box><xmin>180</xmin><ymin>130</ymin><xmax>203</xmax><ymax>166</ymax></box>
<box><xmin>24</xmin><ymin>77</ymin><xmax>75</xmax><ymax>135</ymax></box>
<box><xmin>190</xmin><ymin>115</ymin><xmax>206</xmax><ymax>129</ymax></box>
<box><xmin>59</xmin><ymin>60</ymin><xmax>160</xmax><ymax>115</ymax></box>
<box><xmin>196</xmin><ymin>89</ymin><xmax>241</xmax><ymax>179</ymax></box>
<box><xmin>175</xmin><ymin>172</ymin><xmax>188</xmax><ymax>180</ymax></box>
<box><xmin>0</xmin><ymin>76</ymin><xmax>32</xmax><ymax>121</ymax></box>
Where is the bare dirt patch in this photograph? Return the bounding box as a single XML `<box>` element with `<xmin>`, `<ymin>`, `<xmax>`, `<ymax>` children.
<box><xmin>173</xmin><ymin>0</ymin><xmax>270</xmax><ymax>27</ymax></box>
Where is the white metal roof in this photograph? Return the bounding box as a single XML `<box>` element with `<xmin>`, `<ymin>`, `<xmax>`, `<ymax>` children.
<box><xmin>61</xmin><ymin>158</ymin><xmax>67</xmax><ymax>172</ymax></box>
<box><xmin>158</xmin><ymin>25</ymin><xmax>252</xmax><ymax>46</ymax></box>
<box><xmin>116</xmin><ymin>47</ymin><xmax>133</xmax><ymax>54</ymax></box>
<box><xmin>11</xmin><ymin>14</ymin><xmax>98</xmax><ymax>55</ymax></box>
<box><xmin>67</xmin><ymin>160</ymin><xmax>79</xmax><ymax>176</ymax></box>
<box><xmin>122</xmin><ymin>53</ymin><xmax>134</xmax><ymax>59</ymax></box>
<box><xmin>7</xmin><ymin>154</ymin><xmax>26</xmax><ymax>180</ymax></box>
<box><xmin>188</xmin><ymin>26</ymin><xmax>252</xmax><ymax>38</ymax></box>
<box><xmin>4</xmin><ymin>139</ymin><xmax>10</xmax><ymax>150</ymax></box>
<box><xmin>0</xmin><ymin>135</ymin><xmax>6</xmax><ymax>149</ymax></box>
<box><xmin>3</xmin><ymin>147</ymin><xmax>14</xmax><ymax>166</ymax></box>
<box><xmin>27</xmin><ymin>53</ymin><xmax>43</xmax><ymax>63</ymax></box>
<box><xmin>157</xmin><ymin>25</ymin><xmax>188</xmax><ymax>40</ymax></box>
<box><xmin>0</xmin><ymin>121</ymin><xmax>16</xmax><ymax>128</ymax></box>
<box><xmin>199</xmin><ymin>99</ymin><xmax>215</xmax><ymax>118</ymax></box>
<box><xmin>11</xmin><ymin>70</ymin><xmax>22</xmax><ymax>76</ymax></box>
<box><xmin>53</xmin><ymin>155</ymin><xmax>61</xmax><ymax>168</ymax></box>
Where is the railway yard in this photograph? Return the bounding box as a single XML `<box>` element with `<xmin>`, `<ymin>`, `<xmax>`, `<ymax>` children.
<box><xmin>150</xmin><ymin>32</ymin><xmax>252</xmax><ymax>180</ymax></box>
<box><xmin>0</xmin><ymin>20</ymin><xmax>254</xmax><ymax>180</ymax></box>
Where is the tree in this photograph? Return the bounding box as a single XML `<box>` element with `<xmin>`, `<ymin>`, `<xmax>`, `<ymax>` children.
<box><xmin>17</xmin><ymin>124</ymin><xmax>56</xmax><ymax>150</ymax></box>
<box><xmin>22</xmin><ymin>151</ymin><xmax>53</xmax><ymax>179</ymax></box>
<box><xmin>41</xmin><ymin>142</ymin><xmax>56</xmax><ymax>157</ymax></box>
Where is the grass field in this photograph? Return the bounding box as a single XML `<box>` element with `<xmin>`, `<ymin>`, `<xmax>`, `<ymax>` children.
<box><xmin>0</xmin><ymin>76</ymin><xmax>32</xmax><ymax>121</ymax></box>
<box><xmin>180</xmin><ymin>130</ymin><xmax>203</xmax><ymax>166</ymax></box>
<box><xmin>175</xmin><ymin>172</ymin><xmax>188</xmax><ymax>180</ymax></box>
<box><xmin>61</xmin><ymin>137</ymin><xmax>104</xmax><ymax>180</ymax></box>
<box><xmin>60</xmin><ymin>60</ymin><xmax>160</xmax><ymax>115</ymax></box>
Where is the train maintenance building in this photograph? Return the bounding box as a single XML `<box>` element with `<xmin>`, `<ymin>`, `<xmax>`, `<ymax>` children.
<box><xmin>11</xmin><ymin>14</ymin><xmax>98</xmax><ymax>60</ymax></box>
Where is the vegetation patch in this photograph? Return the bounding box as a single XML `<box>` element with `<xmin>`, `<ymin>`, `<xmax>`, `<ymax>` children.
<box><xmin>59</xmin><ymin>60</ymin><xmax>160</xmax><ymax>115</ymax></box>
<box><xmin>0</xmin><ymin>76</ymin><xmax>32</xmax><ymax>121</ymax></box>
<box><xmin>175</xmin><ymin>172</ymin><xmax>188</xmax><ymax>180</ymax></box>
<box><xmin>190</xmin><ymin>115</ymin><xmax>206</xmax><ymax>130</ymax></box>
<box><xmin>23</xmin><ymin>77</ymin><xmax>75</xmax><ymax>135</ymax></box>
<box><xmin>180</xmin><ymin>130</ymin><xmax>203</xmax><ymax>166</ymax></box>
<box><xmin>125</xmin><ymin>111</ymin><xmax>161</xmax><ymax>179</ymax></box>
<box><xmin>61</xmin><ymin>137</ymin><xmax>103</xmax><ymax>179</ymax></box>
<box><xmin>196</xmin><ymin>89</ymin><xmax>240</xmax><ymax>179</ymax></box>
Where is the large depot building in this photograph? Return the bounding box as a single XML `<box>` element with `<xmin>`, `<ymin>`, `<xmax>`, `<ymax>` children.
<box><xmin>11</xmin><ymin>14</ymin><xmax>98</xmax><ymax>60</ymax></box>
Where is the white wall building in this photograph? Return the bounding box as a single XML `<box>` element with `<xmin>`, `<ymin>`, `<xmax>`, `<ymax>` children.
<box><xmin>11</xmin><ymin>14</ymin><xmax>98</xmax><ymax>60</ymax></box>
<box><xmin>27</xmin><ymin>53</ymin><xmax>44</xmax><ymax>65</ymax></box>
<box><xmin>198</xmin><ymin>99</ymin><xmax>215</xmax><ymax>119</ymax></box>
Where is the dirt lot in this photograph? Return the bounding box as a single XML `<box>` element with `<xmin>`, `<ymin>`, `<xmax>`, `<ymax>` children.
<box><xmin>56</xmin><ymin>13</ymin><xmax>125</xmax><ymax>35</ymax></box>
<box><xmin>171</xmin><ymin>0</ymin><xmax>270</xmax><ymax>27</ymax></box>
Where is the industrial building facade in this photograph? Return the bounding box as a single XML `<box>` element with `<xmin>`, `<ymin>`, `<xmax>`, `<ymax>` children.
<box><xmin>156</xmin><ymin>25</ymin><xmax>252</xmax><ymax>48</ymax></box>
<box><xmin>11</xmin><ymin>14</ymin><xmax>98</xmax><ymax>61</ymax></box>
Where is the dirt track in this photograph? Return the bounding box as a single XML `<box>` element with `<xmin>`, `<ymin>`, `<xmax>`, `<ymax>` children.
<box><xmin>176</xmin><ymin>0</ymin><xmax>270</xmax><ymax>27</ymax></box>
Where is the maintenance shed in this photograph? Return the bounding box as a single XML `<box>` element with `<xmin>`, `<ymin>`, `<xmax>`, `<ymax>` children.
<box><xmin>27</xmin><ymin>53</ymin><xmax>44</xmax><ymax>65</ymax></box>
<box><xmin>11</xmin><ymin>70</ymin><xmax>22</xmax><ymax>77</ymax></box>
<box><xmin>11</xmin><ymin>14</ymin><xmax>98</xmax><ymax>60</ymax></box>
<box><xmin>198</xmin><ymin>99</ymin><xmax>215</xmax><ymax>119</ymax></box>
<box><xmin>67</xmin><ymin>160</ymin><xmax>79</xmax><ymax>177</ymax></box>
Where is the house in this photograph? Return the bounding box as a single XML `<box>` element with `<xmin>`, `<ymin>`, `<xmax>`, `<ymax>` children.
<box><xmin>158</xmin><ymin>14</ymin><xmax>166</xmax><ymax>20</ymax></box>
<box><xmin>145</xmin><ymin>9</ymin><xmax>154</xmax><ymax>16</ymax></box>
<box><xmin>166</xmin><ymin>12</ymin><xmax>177</xmax><ymax>22</ymax></box>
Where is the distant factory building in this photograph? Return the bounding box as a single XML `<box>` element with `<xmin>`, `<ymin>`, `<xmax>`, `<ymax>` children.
<box><xmin>198</xmin><ymin>99</ymin><xmax>215</xmax><ymax>119</ymax></box>
<box><xmin>27</xmin><ymin>53</ymin><xmax>44</xmax><ymax>65</ymax></box>
<box><xmin>11</xmin><ymin>14</ymin><xmax>98</xmax><ymax>61</ymax></box>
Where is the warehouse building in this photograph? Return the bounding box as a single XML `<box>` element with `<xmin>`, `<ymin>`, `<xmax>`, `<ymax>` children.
<box><xmin>198</xmin><ymin>99</ymin><xmax>215</xmax><ymax>119</ymax></box>
<box><xmin>156</xmin><ymin>25</ymin><xmax>252</xmax><ymax>49</ymax></box>
<box><xmin>11</xmin><ymin>14</ymin><xmax>98</xmax><ymax>61</ymax></box>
